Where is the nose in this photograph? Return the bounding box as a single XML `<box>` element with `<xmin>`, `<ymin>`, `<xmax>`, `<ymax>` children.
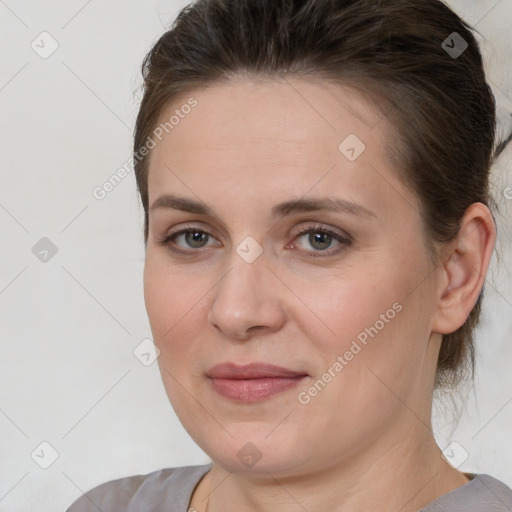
<box><xmin>207</xmin><ymin>250</ymin><xmax>287</xmax><ymax>340</ymax></box>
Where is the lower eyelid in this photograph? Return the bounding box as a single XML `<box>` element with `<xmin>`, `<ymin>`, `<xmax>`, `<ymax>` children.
<box><xmin>292</xmin><ymin>231</ymin><xmax>350</xmax><ymax>254</ymax></box>
<box><xmin>167</xmin><ymin>230</ymin><xmax>219</xmax><ymax>250</ymax></box>
<box><xmin>162</xmin><ymin>227</ymin><xmax>351</xmax><ymax>254</ymax></box>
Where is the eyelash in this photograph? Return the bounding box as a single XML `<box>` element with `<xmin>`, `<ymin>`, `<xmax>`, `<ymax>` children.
<box><xmin>159</xmin><ymin>223</ymin><xmax>352</xmax><ymax>258</ymax></box>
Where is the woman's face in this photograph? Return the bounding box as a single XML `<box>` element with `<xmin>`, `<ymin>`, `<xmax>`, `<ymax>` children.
<box><xmin>143</xmin><ymin>77</ymin><xmax>444</xmax><ymax>476</ymax></box>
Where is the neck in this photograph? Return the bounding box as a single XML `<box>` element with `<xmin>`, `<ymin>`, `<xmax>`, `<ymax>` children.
<box><xmin>196</xmin><ymin>422</ymin><xmax>469</xmax><ymax>512</ymax></box>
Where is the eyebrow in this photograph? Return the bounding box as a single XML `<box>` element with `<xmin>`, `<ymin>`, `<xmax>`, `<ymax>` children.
<box><xmin>149</xmin><ymin>194</ymin><xmax>376</xmax><ymax>219</ymax></box>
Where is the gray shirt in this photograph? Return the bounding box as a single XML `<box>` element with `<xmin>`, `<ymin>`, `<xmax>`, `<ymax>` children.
<box><xmin>66</xmin><ymin>463</ymin><xmax>512</xmax><ymax>511</ymax></box>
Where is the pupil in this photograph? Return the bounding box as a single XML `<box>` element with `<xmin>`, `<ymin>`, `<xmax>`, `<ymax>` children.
<box><xmin>183</xmin><ymin>231</ymin><xmax>332</xmax><ymax>250</ymax></box>
<box><xmin>186</xmin><ymin>231</ymin><xmax>207</xmax><ymax>247</ymax></box>
<box><xmin>310</xmin><ymin>232</ymin><xmax>331</xmax><ymax>250</ymax></box>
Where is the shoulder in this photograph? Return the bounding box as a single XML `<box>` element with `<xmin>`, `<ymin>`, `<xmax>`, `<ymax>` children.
<box><xmin>65</xmin><ymin>463</ymin><xmax>213</xmax><ymax>512</ymax></box>
<box><xmin>421</xmin><ymin>474</ymin><xmax>512</xmax><ymax>511</ymax></box>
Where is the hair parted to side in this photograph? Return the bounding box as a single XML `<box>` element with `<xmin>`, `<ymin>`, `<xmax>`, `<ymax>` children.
<box><xmin>133</xmin><ymin>0</ymin><xmax>499</xmax><ymax>389</ymax></box>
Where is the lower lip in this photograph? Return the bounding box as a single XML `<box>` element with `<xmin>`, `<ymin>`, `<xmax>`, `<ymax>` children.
<box><xmin>210</xmin><ymin>376</ymin><xmax>307</xmax><ymax>402</ymax></box>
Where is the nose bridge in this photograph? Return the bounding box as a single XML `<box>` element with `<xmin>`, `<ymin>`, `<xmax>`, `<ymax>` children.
<box><xmin>208</xmin><ymin>242</ymin><xmax>286</xmax><ymax>337</ymax></box>
<box><xmin>217</xmin><ymin>244</ymin><xmax>269</xmax><ymax>313</ymax></box>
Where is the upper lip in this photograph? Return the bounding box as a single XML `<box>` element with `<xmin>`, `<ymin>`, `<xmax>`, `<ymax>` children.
<box><xmin>207</xmin><ymin>362</ymin><xmax>308</xmax><ymax>379</ymax></box>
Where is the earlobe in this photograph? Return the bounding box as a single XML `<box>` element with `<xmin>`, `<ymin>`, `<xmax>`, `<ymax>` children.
<box><xmin>432</xmin><ymin>203</ymin><xmax>496</xmax><ymax>335</ymax></box>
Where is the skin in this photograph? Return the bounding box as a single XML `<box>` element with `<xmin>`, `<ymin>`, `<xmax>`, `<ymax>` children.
<box><xmin>142</xmin><ymin>76</ymin><xmax>496</xmax><ymax>512</ymax></box>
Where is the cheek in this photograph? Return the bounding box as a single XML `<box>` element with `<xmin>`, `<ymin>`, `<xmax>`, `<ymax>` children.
<box><xmin>292</xmin><ymin>265</ymin><xmax>400</xmax><ymax>346</ymax></box>
<box><xmin>290</xmin><ymin>276</ymin><xmax>422</xmax><ymax>433</ymax></box>
<box><xmin>294</xmin><ymin>252</ymin><xmax>428</xmax><ymax>381</ymax></box>
<box><xmin>143</xmin><ymin>257</ymin><xmax>205</xmax><ymax>351</ymax></box>
<box><xmin>143</xmin><ymin>258</ymin><xmax>172</xmax><ymax>340</ymax></box>
<box><xmin>143</xmin><ymin>258</ymin><xmax>209</xmax><ymax>410</ymax></box>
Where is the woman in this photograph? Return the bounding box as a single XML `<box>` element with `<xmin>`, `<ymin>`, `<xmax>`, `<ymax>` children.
<box><xmin>66</xmin><ymin>0</ymin><xmax>512</xmax><ymax>510</ymax></box>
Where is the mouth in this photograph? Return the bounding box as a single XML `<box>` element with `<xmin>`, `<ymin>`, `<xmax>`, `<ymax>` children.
<box><xmin>207</xmin><ymin>362</ymin><xmax>309</xmax><ymax>402</ymax></box>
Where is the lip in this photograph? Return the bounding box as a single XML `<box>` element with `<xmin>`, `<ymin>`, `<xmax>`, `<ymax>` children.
<box><xmin>207</xmin><ymin>362</ymin><xmax>309</xmax><ymax>403</ymax></box>
<box><xmin>207</xmin><ymin>362</ymin><xmax>308</xmax><ymax>379</ymax></box>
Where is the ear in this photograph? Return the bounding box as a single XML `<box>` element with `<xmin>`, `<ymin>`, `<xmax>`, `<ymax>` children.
<box><xmin>431</xmin><ymin>202</ymin><xmax>496</xmax><ymax>335</ymax></box>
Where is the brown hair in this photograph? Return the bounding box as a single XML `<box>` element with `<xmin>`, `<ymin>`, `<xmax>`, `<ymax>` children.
<box><xmin>133</xmin><ymin>0</ymin><xmax>500</xmax><ymax>389</ymax></box>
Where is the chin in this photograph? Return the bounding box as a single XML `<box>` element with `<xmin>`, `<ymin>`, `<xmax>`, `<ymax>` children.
<box><xmin>197</xmin><ymin>429</ymin><xmax>308</xmax><ymax>475</ymax></box>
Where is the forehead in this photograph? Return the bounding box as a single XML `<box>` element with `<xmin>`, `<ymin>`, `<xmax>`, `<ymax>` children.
<box><xmin>146</xmin><ymin>76</ymin><xmax>416</xmax><ymax>220</ymax></box>
<box><xmin>154</xmin><ymin>75</ymin><xmax>388</xmax><ymax>152</ymax></box>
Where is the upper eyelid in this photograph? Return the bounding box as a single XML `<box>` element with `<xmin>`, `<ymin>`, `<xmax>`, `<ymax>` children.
<box><xmin>164</xmin><ymin>223</ymin><xmax>350</xmax><ymax>249</ymax></box>
<box><xmin>165</xmin><ymin>222</ymin><xmax>348</xmax><ymax>238</ymax></box>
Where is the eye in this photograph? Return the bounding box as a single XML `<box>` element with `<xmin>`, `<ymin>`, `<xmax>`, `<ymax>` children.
<box><xmin>291</xmin><ymin>225</ymin><xmax>352</xmax><ymax>257</ymax></box>
<box><xmin>160</xmin><ymin>225</ymin><xmax>220</xmax><ymax>253</ymax></box>
<box><xmin>159</xmin><ymin>223</ymin><xmax>351</xmax><ymax>257</ymax></box>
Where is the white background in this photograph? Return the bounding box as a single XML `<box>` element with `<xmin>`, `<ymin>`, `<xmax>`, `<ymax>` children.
<box><xmin>0</xmin><ymin>1</ymin><xmax>511</xmax><ymax>510</ymax></box>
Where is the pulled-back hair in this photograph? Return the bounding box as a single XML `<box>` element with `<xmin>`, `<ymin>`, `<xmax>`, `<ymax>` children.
<box><xmin>133</xmin><ymin>0</ymin><xmax>499</xmax><ymax>389</ymax></box>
